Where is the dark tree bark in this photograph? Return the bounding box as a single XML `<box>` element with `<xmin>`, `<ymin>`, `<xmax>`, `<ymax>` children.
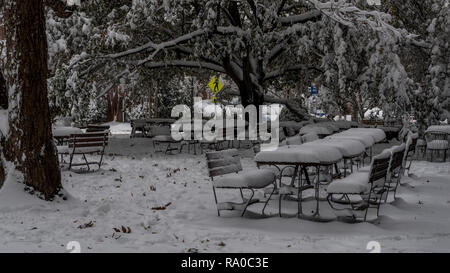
<box><xmin>2</xmin><ymin>0</ymin><xmax>61</xmax><ymax>199</ymax></box>
<box><xmin>0</xmin><ymin>70</ymin><xmax>7</xmax><ymax>109</ymax></box>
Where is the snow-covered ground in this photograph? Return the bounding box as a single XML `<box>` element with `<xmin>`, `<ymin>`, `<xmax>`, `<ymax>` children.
<box><xmin>1</xmin><ymin>131</ymin><xmax>450</xmax><ymax>252</ymax></box>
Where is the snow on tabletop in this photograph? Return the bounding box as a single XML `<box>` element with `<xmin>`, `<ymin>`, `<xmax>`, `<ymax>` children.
<box><xmin>52</xmin><ymin>126</ymin><xmax>83</xmax><ymax>137</ymax></box>
<box><xmin>304</xmin><ymin>138</ymin><xmax>365</xmax><ymax>158</ymax></box>
<box><xmin>212</xmin><ymin>169</ymin><xmax>275</xmax><ymax>188</ymax></box>
<box><xmin>255</xmin><ymin>144</ymin><xmax>342</xmax><ymax>164</ymax></box>
<box><xmin>291</xmin><ymin>143</ymin><xmax>343</xmax><ymax>163</ymax></box>
<box><xmin>299</xmin><ymin>125</ymin><xmax>332</xmax><ymax>136</ymax></box>
<box><xmin>346</xmin><ymin>128</ymin><xmax>386</xmax><ymax>143</ymax></box>
<box><xmin>255</xmin><ymin>146</ymin><xmax>321</xmax><ymax>164</ymax></box>
<box><xmin>326</xmin><ymin>134</ymin><xmax>375</xmax><ymax>148</ymax></box>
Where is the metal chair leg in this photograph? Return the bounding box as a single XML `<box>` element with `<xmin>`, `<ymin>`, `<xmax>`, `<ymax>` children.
<box><xmin>262</xmin><ymin>183</ymin><xmax>276</xmax><ymax>217</ymax></box>
<box><xmin>212</xmin><ymin>186</ymin><xmax>220</xmax><ymax>217</ymax></box>
<box><xmin>82</xmin><ymin>154</ymin><xmax>90</xmax><ymax>171</ymax></box>
<box><xmin>241</xmin><ymin>189</ymin><xmax>255</xmax><ymax>217</ymax></box>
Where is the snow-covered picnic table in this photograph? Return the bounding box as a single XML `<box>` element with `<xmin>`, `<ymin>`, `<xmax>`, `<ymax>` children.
<box><xmin>325</xmin><ymin>128</ymin><xmax>385</xmax><ymax>163</ymax></box>
<box><xmin>426</xmin><ymin>125</ymin><xmax>450</xmax><ymax>134</ymax></box>
<box><xmin>345</xmin><ymin>128</ymin><xmax>386</xmax><ymax>143</ymax></box>
<box><xmin>302</xmin><ymin>138</ymin><xmax>365</xmax><ymax>176</ymax></box>
<box><xmin>325</xmin><ymin>133</ymin><xmax>375</xmax><ymax>148</ymax></box>
<box><xmin>299</xmin><ymin>125</ymin><xmax>332</xmax><ymax>136</ymax></box>
<box><xmin>52</xmin><ymin>126</ymin><xmax>83</xmax><ymax>137</ymax></box>
<box><xmin>52</xmin><ymin>126</ymin><xmax>83</xmax><ymax>145</ymax></box>
<box><xmin>255</xmin><ymin>144</ymin><xmax>343</xmax><ymax>221</ymax></box>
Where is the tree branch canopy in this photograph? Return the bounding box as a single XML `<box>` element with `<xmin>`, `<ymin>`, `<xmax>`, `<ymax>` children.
<box><xmin>44</xmin><ymin>0</ymin><xmax>77</xmax><ymax>18</ymax></box>
<box><xmin>143</xmin><ymin>60</ymin><xmax>226</xmax><ymax>74</ymax></box>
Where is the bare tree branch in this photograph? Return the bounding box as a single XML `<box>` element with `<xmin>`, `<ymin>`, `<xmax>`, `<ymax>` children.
<box><xmin>142</xmin><ymin>60</ymin><xmax>226</xmax><ymax>74</ymax></box>
<box><xmin>279</xmin><ymin>10</ymin><xmax>322</xmax><ymax>25</ymax></box>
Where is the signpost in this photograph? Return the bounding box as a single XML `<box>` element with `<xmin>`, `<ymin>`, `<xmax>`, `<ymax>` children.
<box><xmin>309</xmin><ymin>85</ymin><xmax>318</xmax><ymax>95</ymax></box>
<box><xmin>208</xmin><ymin>76</ymin><xmax>224</xmax><ymax>103</ymax></box>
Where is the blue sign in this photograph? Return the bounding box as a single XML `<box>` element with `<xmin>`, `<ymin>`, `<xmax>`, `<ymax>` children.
<box><xmin>309</xmin><ymin>86</ymin><xmax>318</xmax><ymax>95</ymax></box>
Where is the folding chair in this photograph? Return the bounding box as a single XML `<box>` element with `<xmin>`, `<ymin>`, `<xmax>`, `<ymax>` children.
<box><xmin>404</xmin><ymin>133</ymin><xmax>418</xmax><ymax>175</ymax></box>
<box><xmin>57</xmin><ymin>131</ymin><xmax>109</xmax><ymax>171</ymax></box>
<box><xmin>383</xmin><ymin>144</ymin><xmax>406</xmax><ymax>202</ymax></box>
<box><xmin>425</xmin><ymin>131</ymin><xmax>448</xmax><ymax>162</ymax></box>
<box><xmin>206</xmin><ymin>149</ymin><xmax>276</xmax><ymax>217</ymax></box>
<box><xmin>151</xmin><ymin>125</ymin><xmax>182</xmax><ymax>154</ymax></box>
<box><xmin>326</xmin><ymin>152</ymin><xmax>391</xmax><ymax>222</ymax></box>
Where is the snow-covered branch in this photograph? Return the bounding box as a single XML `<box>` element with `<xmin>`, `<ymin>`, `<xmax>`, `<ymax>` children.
<box><xmin>142</xmin><ymin>60</ymin><xmax>226</xmax><ymax>74</ymax></box>
<box><xmin>104</xmin><ymin>29</ymin><xmax>209</xmax><ymax>60</ymax></box>
<box><xmin>264</xmin><ymin>65</ymin><xmax>323</xmax><ymax>81</ymax></box>
<box><xmin>279</xmin><ymin>10</ymin><xmax>322</xmax><ymax>25</ymax></box>
<box><xmin>44</xmin><ymin>0</ymin><xmax>78</xmax><ymax>18</ymax></box>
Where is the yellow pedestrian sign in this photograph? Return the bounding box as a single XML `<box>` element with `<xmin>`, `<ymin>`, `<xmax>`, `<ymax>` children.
<box><xmin>208</xmin><ymin>76</ymin><xmax>223</xmax><ymax>103</ymax></box>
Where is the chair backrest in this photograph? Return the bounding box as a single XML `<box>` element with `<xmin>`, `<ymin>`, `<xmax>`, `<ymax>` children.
<box><xmin>205</xmin><ymin>149</ymin><xmax>243</xmax><ymax>178</ymax></box>
<box><xmin>369</xmin><ymin>152</ymin><xmax>391</xmax><ymax>184</ymax></box>
<box><xmin>390</xmin><ymin>144</ymin><xmax>406</xmax><ymax>172</ymax></box>
<box><xmin>69</xmin><ymin>131</ymin><xmax>109</xmax><ymax>150</ymax></box>
<box><xmin>425</xmin><ymin>131</ymin><xmax>448</xmax><ymax>142</ymax></box>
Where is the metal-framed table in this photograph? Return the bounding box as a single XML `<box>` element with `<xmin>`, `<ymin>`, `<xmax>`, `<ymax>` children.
<box><xmin>326</xmin><ymin>133</ymin><xmax>375</xmax><ymax>165</ymax></box>
<box><xmin>302</xmin><ymin>138</ymin><xmax>366</xmax><ymax>177</ymax></box>
<box><xmin>255</xmin><ymin>145</ymin><xmax>343</xmax><ymax>222</ymax></box>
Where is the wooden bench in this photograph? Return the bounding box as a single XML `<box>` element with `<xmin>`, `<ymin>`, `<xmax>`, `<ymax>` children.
<box><xmin>57</xmin><ymin>131</ymin><xmax>109</xmax><ymax>171</ymax></box>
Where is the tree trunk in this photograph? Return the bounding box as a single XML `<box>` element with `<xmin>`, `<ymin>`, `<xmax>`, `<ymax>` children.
<box><xmin>0</xmin><ymin>70</ymin><xmax>7</xmax><ymax>188</ymax></box>
<box><xmin>2</xmin><ymin>0</ymin><xmax>61</xmax><ymax>199</ymax></box>
<box><xmin>0</xmin><ymin>70</ymin><xmax>7</xmax><ymax>109</ymax></box>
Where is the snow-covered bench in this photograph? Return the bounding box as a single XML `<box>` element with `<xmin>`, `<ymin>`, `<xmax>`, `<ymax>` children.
<box><xmin>57</xmin><ymin>131</ymin><xmax>109</xmax><ymax>171</ymax></box>
<box><xmin>326</xmin><ymin>151</ymin><xmax>391</xmax><ymax>222</ymax></box>
<box><xmin>206</xmin><ymin>149</ymin><xmax>276</xmax><ymax>217</ymax></box>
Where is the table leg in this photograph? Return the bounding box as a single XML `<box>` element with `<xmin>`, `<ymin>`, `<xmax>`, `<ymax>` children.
<box><xmin>297</xmin><ymin>165</ymin><xmax>336</xmax><ymax>222</ymax></box>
